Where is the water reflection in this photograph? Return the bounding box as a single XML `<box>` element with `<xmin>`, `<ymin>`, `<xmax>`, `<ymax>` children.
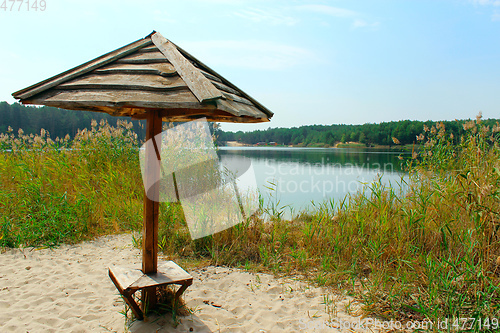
<box><xmin>220</xmin><ymin>147</ymin><xmax>407</xmax><ymax>172</ymax></box>
<box><xmin>218</xmin><ymin>147</ymin><xmax>408</xmax><ymax>214</ymax></box>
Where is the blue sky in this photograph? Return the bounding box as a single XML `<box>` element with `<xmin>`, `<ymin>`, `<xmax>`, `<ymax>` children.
<box><xmin>1</xmin><ymin>0</ymin><xmax>499</xmax><ymax>132</ymax></box>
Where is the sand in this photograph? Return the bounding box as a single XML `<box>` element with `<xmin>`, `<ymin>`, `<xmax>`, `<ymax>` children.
<box><xmin>0</xmin><ymin>234</ymin><xmax>390</xmax><ymax>332</ymax></box>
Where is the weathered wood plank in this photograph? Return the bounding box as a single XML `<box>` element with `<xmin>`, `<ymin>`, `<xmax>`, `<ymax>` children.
<box><xmin>132</xmin><ymin>261</ymin><xmax>192</xmax><ymax>289</ymax></box>
<box><xmin>115</xmin><ymin>58</ymin><xmax>169</xmax><ymax>64</ymax></box>
<box><xmin>94</xmin><ymin>63</ymin><xmax>176</xmax><ymax>76</ymax></box>
<box><xmin>24</xmin><ymin>88</ymin><xmax>269</xmax><ymax>121</ymax></box>
<box><xmin>151</xmin><ymin>32</ymin><xmax>223</xmax><ymax>103</ymax></box>
<box><xmin>109</xmin><ymin>265</ymin><xmax>143</xmax><ymax>291</ymax></box>
<box><xmin>30</xmin><ymin>88</ymin><xmax>198</xmax><ymax>103</ymax></box>
<box><xmin>59</xmin><ymin>73</ymin><xmax>187</xmax><ymax>91</ymax></box>
<box><xmin>162</xmin><ymin>114</ymin><xmax>268</xmax><ymax>123</ymax></box>
<box><xmin>131</xmin><ymin>110</ymin><xmax>268</xmax><ymax>123</ymax></box>
<box><xmin>23</xmin><ymin>93</ymin><xmax>269</xmax><ymax>122</ymax></box>
<box><xmin>157</xmin><ymin>107</ymin><xmax>216</xmax><ymax>119</ymax></box>
<box><xmin>109</xmin><ymin>261</ymin><xmax>193</xmax><ymax>320</ymax></box>
<box><xmin>216</xmin><ymin>99</ymin><xmax>265</xmax><ymax>117</ymax></box>
<box><xmin>94</xmin><ymin>68</ymin><xmax>177</xmax><ymax>77</ymax></box>
<box><xmin>173</xmin><ymin>42</ymin><xmax>274</xmax><ymax>119</ymax></box>
<box><xmin>199</xmin><ymin>69</ymin><xmax>222</xmax><ymax>83</ymax></box>
<box><xmin>26</xmin><ymin>89</ymin><xmax>203</xmax><ymax>110</ymax></box>
<box><xmin>117</xmin><ymin>51</ymin><xmax>168</xmax><ymax>61</ymax></box>
<box><xmin>222</xmin><ymin>92</ymin><xmax>254</xmax><ymax>106</ymax></box>
<box><xmin>210</xmin><ymin>80</ymin><xmax>241</xmax><ymax>96</ymax></box>
<box><xmin>137</xmin><ymin>45</ymin><xmax>160</xmax><ymax>53</ymax></box>
<box><xmin>23</xmin><ymin>99</ymin><xmax>206</xmax><ymax>113</ymax></box>
<box><xmin>155</xmin><ymin>105</ymin><xmax>267</xmax><ymax>122</ymax></box>
<box><xmin>97</xmin><ymin>62</ymin><xmax>175</xmax><ymax>72</ymax></box>
<box><xmin>123</xmin><ymin>51</ymin><xmax>165</xmax><ymax>59</ymax></box>
<box><xmin>109</xmin><ymin>262</ymin><xmax>193</xmax><ymax>291</ymax></box>
<box><xmin>109</xmin><ymin>268</ymin><xmax>144</xmax><ymax>320</ymax></box>
<box><xmin>13</xmin><ymin>38</ymin><xmax>153</xmax><ymax>100</ymax></box>
<box><xmin>93</xmin><ymin>106</ymin><xmax>148</xmax><ymax>118</ymax></box>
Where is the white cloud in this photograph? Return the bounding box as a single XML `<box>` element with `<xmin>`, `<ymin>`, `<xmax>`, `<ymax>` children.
<box><xmin>181</xmin><ymin>40</ymin><xmax>316</xmax><ymax>71</ymax></box>
<box><xmin>234</xmin><ymin>7</ymin><xmax>299</xmax><ymax>26</ymax></box>
<box><xmin>470</xmin><ymin>0</ymin><xmax>500</xmax><ymax>21</ymax></box>
<box><xmin>191</xmin><ymin>0</ymin><xmax>248</xmax><ymax>3</ymax></box>
<box><xmin>297</xmin><ymin>4</ymin><xmax>359</xmax><ymax>17</ymax></box>
<box><xmin>352</xmin><ymin>19</ymin><xmax>380</xmax><ymax>29</ymax></box>
<box><xmin>296</xmin><ymin>4</ymin><xmax>379</xmax><ymax>29</ymax></box>
<box><xmin>472</xmin><ymin>0</ymin><xmax>500</xmax><ymax>5</ymax></box>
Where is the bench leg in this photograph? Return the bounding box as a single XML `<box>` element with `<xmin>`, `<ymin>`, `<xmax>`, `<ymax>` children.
<box><xmin>109</xmin><ymin>269</ymin><xmax>144</xmax><ymax>320</ymax></box>
<box><xmin>123</xmin><ymin>290</ymin><xmax>144</xmax><ymax>320</ymax></box>
<box><xmin>174</xmin><ymin>282</ymin><xmax>190</xmax><ymax>310</ymax></box>
<box><xmin>141</xmin><ymin>286</ymin><xmax>157</xmax><ymax>315</ymax></box>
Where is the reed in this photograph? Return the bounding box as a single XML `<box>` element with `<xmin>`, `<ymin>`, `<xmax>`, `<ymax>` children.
<box><xmin>0</xmin><ymin>120</ymin><xmax>143</xmax><ymax>247</ymax></box>
<box><xmin>158</xmin><ymin>114</ymin><xmax>500</xmax><ymax>327</ymax></box>
<box><xmin>1</xmin><ymin>115</ymin><xmax>499</xmax><ymax>328</ymax></box>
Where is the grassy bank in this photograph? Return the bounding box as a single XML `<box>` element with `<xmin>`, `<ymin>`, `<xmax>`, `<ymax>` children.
<box><xmin>1</xmin><ymin>116</ymin><xmax>499</xmax><ymax>329</ymax></box>
<box><xmin>0</xmin><ymin>120</ymin><xmax>144</xmax><ymax>246</ymax></box>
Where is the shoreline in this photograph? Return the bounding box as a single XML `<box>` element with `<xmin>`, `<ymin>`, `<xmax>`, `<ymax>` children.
<box><xmin>223</xmin><ymin>141</ymin><xmax>417</xmax><ymax>151</ymax></box>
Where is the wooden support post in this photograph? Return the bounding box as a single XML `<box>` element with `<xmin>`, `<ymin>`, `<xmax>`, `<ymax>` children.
<box><xmin>142</xmin><ymin>110</ymin><xmax>162</xmax><ymax>312</ymax></box>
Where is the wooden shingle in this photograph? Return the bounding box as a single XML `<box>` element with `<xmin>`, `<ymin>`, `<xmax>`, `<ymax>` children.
<box><xmin>12</xmin><ymin>31</ymin><xmax>273</xmax><ymax>123</ymax></box>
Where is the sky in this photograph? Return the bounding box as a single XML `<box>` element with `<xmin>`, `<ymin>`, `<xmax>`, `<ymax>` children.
<box><xmin>1</xmin><ymin>0</ymin><xmax>499</xmax><ymax>132</ymax></box>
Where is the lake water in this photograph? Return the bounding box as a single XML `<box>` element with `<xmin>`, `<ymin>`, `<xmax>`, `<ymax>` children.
<box><xmin>218</xmin><ymin>147</ymin><xmax>408</xmax><ymax>214</ymax></box>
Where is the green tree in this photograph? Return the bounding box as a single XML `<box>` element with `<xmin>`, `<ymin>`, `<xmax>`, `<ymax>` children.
<box><xmin>359</xmin><ymin>132</ymin><xmax>366</xmax><ymax>144</ymax></box>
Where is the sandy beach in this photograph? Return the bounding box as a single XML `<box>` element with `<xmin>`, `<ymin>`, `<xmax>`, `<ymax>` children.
<box><xmin>0</xmin><ymin>234</ymin><xmax>388</xmax><ymax>332</ymax></box>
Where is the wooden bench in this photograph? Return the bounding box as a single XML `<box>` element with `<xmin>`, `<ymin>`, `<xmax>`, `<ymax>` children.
<box><xmin>109</xmin><ymin>260</ymin><xmax>193</xmax><ymax>320</ymax></box>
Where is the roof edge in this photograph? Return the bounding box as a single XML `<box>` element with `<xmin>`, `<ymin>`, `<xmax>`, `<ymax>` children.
<box><xmin>173</xmin><ymin>43</ymin><xmax>274</xmax><ymax>119</ymax></box>
<box><xmin>12</xmin><ymin>37</ymin><xmax>153</xmax><ymax>101</ymax></box>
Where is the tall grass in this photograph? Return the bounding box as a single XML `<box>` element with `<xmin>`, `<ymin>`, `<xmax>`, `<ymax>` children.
<box><xmin>0</xmin><ymin>120</ymin><xmax>143</xmax><ymax>247</ymax></box>
<box><xmin>2</xmin><ymin>115</ymin><xmax>499</xmax><ymax>328</ymax></box>
<box><xmin>156</xmin><ymin>115</ymin><xmax>500</xmax><ymax>327</ymax></box>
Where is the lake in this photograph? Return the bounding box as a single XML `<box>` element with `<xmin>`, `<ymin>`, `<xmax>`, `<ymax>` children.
<box><xmin>218</xmin><ymin>147</ymin><xmax>408</xmax><ymax>215</ymax></box>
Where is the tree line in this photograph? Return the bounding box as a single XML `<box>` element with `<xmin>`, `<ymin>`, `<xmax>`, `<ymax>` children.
<box><xmin>0</xmin><ymin>102</ymin><xmax>224</xmax><ymax>144</ymax></box>
<box><xmin>0</xmin><ymin>102</ymin><xmax>147</xmax><ymax>140</ymax></box>
<box><xmin>219</xmin><ymin>118</ymin><xmax>500</xmax><ymax>147</ymax></box>
<box><xmin>1</xmin><ymin>102</ymin><xmax>498</xmax><ymax>147</ymax></box>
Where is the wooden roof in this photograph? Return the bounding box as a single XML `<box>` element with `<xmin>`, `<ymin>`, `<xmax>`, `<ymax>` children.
<box><xmin>12</xmin><ymin>31</ymin><xmax>273</xmax><ymax>123</ymax></box>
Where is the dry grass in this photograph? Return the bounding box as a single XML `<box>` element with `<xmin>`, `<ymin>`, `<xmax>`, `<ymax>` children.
<box><xmin>158</xmin><ymin>115</ymin><xmax>500</xmax><ymax>329</ymax></box>
<box><xmin>2</xmin><ymin>115</ymin><xmax>499</xmax><ymax>330</ymax></box>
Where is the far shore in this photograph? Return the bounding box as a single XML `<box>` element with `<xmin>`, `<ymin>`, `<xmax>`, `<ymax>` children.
<box><xmin>223</xmin><ymin>140</ymin><xmax>417</xmax><ymax>150</ymax></box>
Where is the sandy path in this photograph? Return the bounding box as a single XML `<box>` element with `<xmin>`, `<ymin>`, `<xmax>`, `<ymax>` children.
<box><xmin>0</xmin><ymin>234</ymin><xmax>386</xmax><ymax>332</ymax></box>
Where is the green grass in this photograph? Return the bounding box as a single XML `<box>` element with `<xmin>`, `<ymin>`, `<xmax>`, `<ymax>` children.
<box><xmin>1</xmin><ymin>116</ymin><xmax>500</xmax><ymax>330</ymax></box>
<box><xmin>0</xmin><ymin>120</ymin><xmax>144</xmax><ymax>246</ymax></box>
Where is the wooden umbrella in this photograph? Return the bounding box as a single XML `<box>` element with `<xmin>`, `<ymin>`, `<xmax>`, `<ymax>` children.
<box><xmin>12</xmin><ymin>31</ymin><xmax>273</xmax><ymax>319</ymax></box>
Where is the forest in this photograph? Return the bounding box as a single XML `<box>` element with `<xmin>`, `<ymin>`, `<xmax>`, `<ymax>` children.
<box><xmin>219</xmin><ymin>116</ymin><xmax>499</xmax><ymax>147</ymax></box>
<box><xmin>0</xmin><ymin>102</ymin><xmax>147</xmax><ymax>140</ymax></box>
<box><xmin>1</xmin><ymin>101</ymin><xmax>498</xmax><ymax>147</ymax></box>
